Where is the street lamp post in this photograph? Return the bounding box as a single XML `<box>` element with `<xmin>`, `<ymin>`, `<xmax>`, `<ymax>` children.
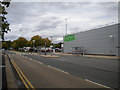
<box><xmin>50</xmin><ymin>35</ymin><xmax>53</xmax><ymax>56</ymax></box>
<box><xmin>65</xmin><ymin>19</ymin><xmax>68</xmax><ymax>35</ymax></box>
<box><xmin>109</xmin><ymin>35</ymin><xmax>113</xmax><ymax>55</ymax></box>
<box><xmin>44</xmin><ymin>43</ymin><xmax>46</xmax><ymax>55</ymax></box>
<box><xmin>33</xmin><ymin>40</ymin><xmax>35</xmax><ymax>52</ymax></box>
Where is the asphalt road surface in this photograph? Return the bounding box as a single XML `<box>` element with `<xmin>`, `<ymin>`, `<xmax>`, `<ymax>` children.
<box><xmin>22</xmin><ymin>53</ymin><xmax>118</xmax><ymax>89</ymax></box>
<box><xmin>9</xmin><ymin>54</ymin><xmax>104</xmax><ymax>88</ymax></box>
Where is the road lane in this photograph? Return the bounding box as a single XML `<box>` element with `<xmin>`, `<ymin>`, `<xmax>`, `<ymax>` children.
<box><xmin>10</xmin><ymin>54</ymin><xmax>104</xmax><ymax>88</ymax></box>
<box><xmin>53</xmin><ymin>55</ymin><xmax>118</xmax><ymax>72</ymax></box>
<box><xmin>23</xmin><ymin>54</ymin><xmax>118</xmax><ymax>89</ymax></box>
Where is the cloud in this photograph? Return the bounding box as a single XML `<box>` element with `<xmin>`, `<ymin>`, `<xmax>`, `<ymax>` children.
<box><xmin>5</xmin><ymin>2</ymin><xmax>118</xmax><ymax>43</ymax></box>
<box><xmin>33</xmin><ymin>18</ymin><xmax>62</xmax><ymax>32</ymax></box>
<box><xmin>5</xmin><ymin>35</ymin><xmax>19</xmax><ymax>41</ymax></box>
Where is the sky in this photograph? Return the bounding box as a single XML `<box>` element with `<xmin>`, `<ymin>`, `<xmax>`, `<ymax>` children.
<box><xmin>5</xmin><ymin>1</ymin><xmax>118</xmax><ymax>43</ymax></box>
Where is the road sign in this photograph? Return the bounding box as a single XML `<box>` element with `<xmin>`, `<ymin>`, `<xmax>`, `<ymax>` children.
<box><xmin>64</xmin><ymin>34</ymin><xmax>76</xmax><ymax>42</ymax></box>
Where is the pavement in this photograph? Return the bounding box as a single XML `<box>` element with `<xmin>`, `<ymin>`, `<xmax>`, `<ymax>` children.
<box><xmin>5</xmin><ymin>55</ymin><xmax>17</xmax><ymax>88</ymax></box>
<box><xmin>40</xmin><ymin>55</ymin><xmax>60</xmax><ymax>58</ymax></box>
<box><xmin>54</xmin><ymin>52</ymin><xmax>119</xmax><ymax>59</ymax></box>
<box><xmin>81</xmin><ymin>55</ymin><xmax>119</xmax><ymax>59</ymax></box>
<box><xmin>9</xmin><ymin>54</ymin><xmax>106</xmax><ymax>88</ymax></box>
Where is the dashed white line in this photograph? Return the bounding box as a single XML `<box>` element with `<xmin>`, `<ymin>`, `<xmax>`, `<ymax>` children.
<box><xmin>47</xmin><ymin>65</ymin><xmax>69</xmax><ymax>74</ymax></box>
<box><xmin>32</xmin><ymin>60</ymin><xmax>43</xmax><ymax>64</ymax></box>
<box><xmin>85</xmin><ymin>79</ymin><xmax>111</xmax><ymax>88</ymax></box>
<box><xmin>38</xmin><ymin>62</ymin><xmax>43</xmax><ymax>64</ymax></box>
<box><xmin>25</xmin><ymin>57</ymin><xmax>43</xmax><ymax>64</ymax></box>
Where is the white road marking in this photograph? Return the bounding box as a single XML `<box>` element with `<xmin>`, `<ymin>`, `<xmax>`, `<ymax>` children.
<box><xmin>38</xmin><ymin>62</ymin><xmax>43</xmax><ymax>64</ymax></box>
<box><xmin>47</xmin><ymin>65</ymin><xmax>69</xmax><ymax>74</ymax></box>
<box><xmin>24</xmin><ymin>56</ymin><xmax>43</xmax><ymax>64</ymax></box>
<box><xmin>32</xmin><ymin>60</ymin><xmax>43</xmax><ymax>64</ymax></box>
<box><xmin>85</xmin><ymin>79</ymin><xmax>111</xmax><ymax>88</ymax></box>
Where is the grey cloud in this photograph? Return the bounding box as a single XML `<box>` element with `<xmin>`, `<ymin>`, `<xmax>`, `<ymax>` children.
<box><xmin>6</xmin><ymin>2</ymin><xmax>94</xmax><ymax>24</ymax></box>
<box><xmin>19</xmin><ymin>29</ymin><xmax>23</xmax><ymax>32</ymax></box>
<box><xmin>7</xmin><ymin>2</ymin><xmax>117</xmax><ymax>24</ymax></box>
<box><xmin>5</xmin><ymin>35</ymin><xmax>19</xmax><ymax>41</ymax></box>
<box><xmin>33</xmin><ymin>19</ymin><xmax>62</xmax><ymax>32</ymax></box>
<box><xmin>18</xmin><ymin>28</ymin><xmax>30</xmax><ymax>32</ymax></box>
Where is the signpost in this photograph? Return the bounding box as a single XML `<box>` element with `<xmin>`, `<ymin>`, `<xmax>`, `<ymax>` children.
<box><xmin>64</xmin><ymin>34</ymin><xmax>76</xmax><ymax>42</ymax></box>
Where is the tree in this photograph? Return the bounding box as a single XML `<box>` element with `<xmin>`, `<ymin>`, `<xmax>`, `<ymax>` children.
<box><xmin>2</xmin><ymin>40</ymin><xmax>12</xmax><ymax>49</ymax></box>
<box><xmin>12</xmin><ymin>37</ymin><xmax>28</xmax><ymax>49</ymax></box>
<box><xmin>31</xmin><ymin>35</ymin><xmax>43</xmax><ymax>47</ymax></box>
<box><xmin>0</xmin><ymin>0</ymin><xmax>11</xmax><ymax>41</ymax></box>
<box><xmin>44</xmin><ymin>38</ymin><xmax>51</xmax><ymax>46</ymax></box>
<box><xmin>26</xmin><ymin>41</ymin><xmax>32</xmax><ymax>47</ymax></box>
<box><xmin>12</xmin><ymin>40</ymin><xmax>18</xmax><ymax>50</ymax></box>
<box><xmin>2</xmin><ymin>42</ymin><xmax>8</xmax><ymax>49</ymax></box>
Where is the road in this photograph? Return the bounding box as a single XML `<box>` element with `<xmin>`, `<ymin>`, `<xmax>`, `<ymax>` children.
<box><xmin>9</xmin><ymin>54</ymin><xmax>104</xmax><ymax>88</ymax></box>
<box><xmin>22</xmin><ymin>53</ymin><xmax>118</xmax><ymax>89</ymax></box>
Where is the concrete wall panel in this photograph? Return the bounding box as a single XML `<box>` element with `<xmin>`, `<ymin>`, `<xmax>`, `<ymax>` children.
<box><xmin>64</xmin><ymin>24</ymin><xmax>119</xmax><ymax>56</ymax></box>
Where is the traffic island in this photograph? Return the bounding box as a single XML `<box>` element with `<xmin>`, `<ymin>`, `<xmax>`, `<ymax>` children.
<box><xmin>54</xmin><ymin>52</ymin><xmax>119</xmax><ymax>59</ymax></box>
<box><xmin>54</xmin><ymin>53</ymin><xmax>73</xmax><ymax>56</ymax></box>
<box><xmin>82</xmin><ymin>55</ymin><xmax>119</xmax><ymax>59</ymax></box>
<box><xmin>40</xmin><ymin>55</ymin><xmax>60</xmax><ymax>58</ymax></box>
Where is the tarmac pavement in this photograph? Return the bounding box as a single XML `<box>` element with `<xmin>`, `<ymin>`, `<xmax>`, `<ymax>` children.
<box><xmin>5</xmin><ymin>55</ymin><xmax>17</xmax><ymax>88</ymax></box>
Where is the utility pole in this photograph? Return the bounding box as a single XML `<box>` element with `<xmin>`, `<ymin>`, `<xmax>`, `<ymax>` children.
<box><xmin>44</xmin><ymin>43</ymin><xmax>46</xmax><ymax>55</ymax></box>
<box><xmin>65</xmin><ymin>18</ymin><xmax>68</xmax><ymax>35</ymax></box>
<box><xmin>33</xmin><ymin>40</ymin><xmax>35</xmax><ymax>52</ymax></box>
<box><xmin>109</xmin><ymin>35</ymin><xmax>113</xmax><ymax>55</ymax></box>
<box><xmin>50</xmin><ymin>35</ymin><xmax>53</xmax><ymax>56</ymax></box>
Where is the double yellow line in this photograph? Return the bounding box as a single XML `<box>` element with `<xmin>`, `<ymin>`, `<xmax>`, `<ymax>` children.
<box><xmin>11</xmin><ymin>60</ymin><xmax>35</xmax><ymax>90</ymax></box>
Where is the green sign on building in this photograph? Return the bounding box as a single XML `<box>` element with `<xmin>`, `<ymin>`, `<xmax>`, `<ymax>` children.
<box><xmin>64</xmin><ymin>34</ymin><xmax>76</xmax><ymax>42</ymax></box>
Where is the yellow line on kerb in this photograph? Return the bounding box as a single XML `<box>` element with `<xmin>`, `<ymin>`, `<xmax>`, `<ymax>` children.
<box><xmin>11</xmin><ymin>60</ymin><xmax>35</xmax><ymax>90</ymax></box>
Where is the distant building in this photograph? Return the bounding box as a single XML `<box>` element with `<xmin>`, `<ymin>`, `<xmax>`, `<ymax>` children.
<box><xmin>63</xmin><ymin>23</ymin><xmax>119</xmax><ymax>56</ymax></box>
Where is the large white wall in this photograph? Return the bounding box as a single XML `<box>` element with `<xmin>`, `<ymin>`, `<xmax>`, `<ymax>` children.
<box><xmin>64</xmin><ymin>24</ymin><xmax>119</xmax><ymax>56</ymax></box>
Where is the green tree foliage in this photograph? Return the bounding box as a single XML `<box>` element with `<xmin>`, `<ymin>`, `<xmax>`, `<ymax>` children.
<box><xmin>12</xmin><ymin>40</ymin><xmax>18</xmax><ymax>49</ymax></box>
<box><xmin>2</xmin><ymin>42</ymin><xmax>8</xmax><ymax>49</ymax></box>
<box><xmin>26</xmin><ymin>41</ymin><xmax>32</xmax><ymax>47</ymax></box>
<box><xmin>31</xmin><ymin>35</ymin><xmax>51</xmax><ymax>47</ymax></box>
<box><xmin>0</xmin><ymin>0</ymin><xmax>11</xmax><ymax>41</ymax></box>
<box><xmin>31</xmin><ymin>35</ymin><xmax>44</xmax><ymax>47</ymax></box>
<box><xmin>11</xmin><ymin>35</ymin><xmax>51</xmax><ymax>49</ymax></box>
<box><xmin>44</xmin><ymin>38</ymin><xmax>51</xmax><ymax>46</ymax></box>
<box><xmin>2</xmin><ymin>40</ymin><xmax>12</xmax><ymax>49</ymax></box>
<box><xmin>12</xmin><ymin>37</ymin><xmax>28</xmax><ymax>49</ymax></box>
